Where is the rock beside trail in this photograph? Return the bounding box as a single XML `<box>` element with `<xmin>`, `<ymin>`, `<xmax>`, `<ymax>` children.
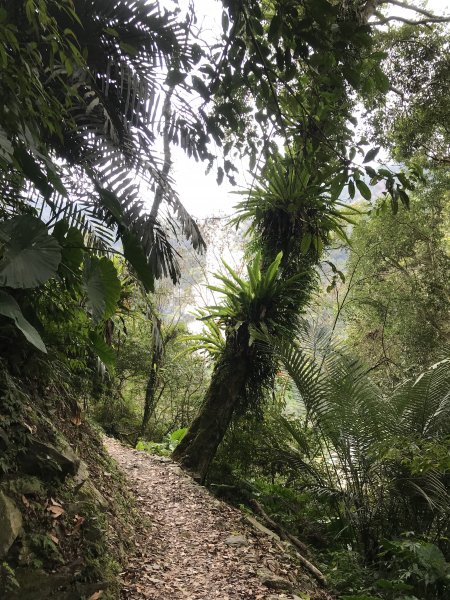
<box><xmin>225</xmin><ymin>534</ymin><xmax>249</xmax><ymax>547</ymax></box>
<box><xmin>73</xmin><ymin>460</ymin><xmax>108</xmax><ymax>508</ymax></box>
<box><xmin>0</xmin><ymin>491</ymin><xmax>23</xmax><ymax>558</ymax></box>
<box><xmin>19</xmin><ymin>439</ymin><xmax>80</xmax><ymax>480</ymax></box>
<box><xmin>258</xmin><ymin>568</ymin><xmax>295</xmax><ymax>593</ymax></box>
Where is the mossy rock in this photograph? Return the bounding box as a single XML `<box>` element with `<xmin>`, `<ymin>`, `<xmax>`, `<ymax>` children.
<box><xmin>18</xmin><ymin>439</ymin><xmax>80</xmax><ymax>481</ymax></box>
<box><xmin>72</xmin><ymin>462</ymin><xmax>108</xmax><ymax>509</ymax></box>
<box><xmin>1</xmin><ymin>476</ymin><xmax>45</xmax><ymax>498</ymax></box>
<box><xmin>76</xmin><ymin>479</ymin><xmax>108</xmax><ymax>509</ymax></box>
<box><xmin>0</xmin><ymin>492</ymin><xmax>23</xmax><ymax>559</ymax></box>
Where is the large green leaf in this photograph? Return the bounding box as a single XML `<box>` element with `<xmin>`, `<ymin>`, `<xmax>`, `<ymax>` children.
<box><xmin>52</xmin><ymin>220</ymin><xmax>85</xmax><ymax>275</ymax></box>
<box><xmin>0</xmin><ymin>215</ymin><xmax>61</xmax><ymax>289</ymax></box>
<box><xmin>83</xmin><ymin>256</ymin><xmax>121</xmax><ymax>322</ymax></box>
<box><xmin>0</xmin><ymin>290</ymin><xmax>46</xmax><ymax>353</ymax></box>
<box><xmin>89</xmin><ymin>330</ymin><xmax>116</xmax><ymax>368</ymax></box>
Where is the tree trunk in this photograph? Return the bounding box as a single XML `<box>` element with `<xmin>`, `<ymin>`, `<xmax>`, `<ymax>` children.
<box><xmin>135</xmin><ymin>316</ymin><xmax>163</xmax><ymax>445</ymax></box>
<box><xmin>136</xmin><ymin>352</ymin><xmax>161</xmax><ymax>443</ymax></box>
<box><xmin>172</xmin><ymin>341</ymin><xmax>249</xmax><ymax>483</ymax></box>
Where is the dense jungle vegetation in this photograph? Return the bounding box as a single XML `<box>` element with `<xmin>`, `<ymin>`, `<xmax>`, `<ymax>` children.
<box><xmin>0</xmin><ymin>0</ymin><xmax>449</xmax><ymax>598</ymax></box>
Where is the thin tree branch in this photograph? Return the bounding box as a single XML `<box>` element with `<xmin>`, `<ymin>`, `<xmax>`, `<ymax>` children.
<box><xmin>380</xmin><ymin>0</ymin><xmax>446</xmax><ymax>19</ymax></box>
<box><xmin>372</xmin><ymin>15</ymin><xmax>450</xmax><ymax>26</ymax></box>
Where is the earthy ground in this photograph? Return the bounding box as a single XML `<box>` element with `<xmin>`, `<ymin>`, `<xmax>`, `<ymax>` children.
<box><xmin>104</xmin><ymin>437</ymin><xmax>328</xmax><ymax>600</ymax></box>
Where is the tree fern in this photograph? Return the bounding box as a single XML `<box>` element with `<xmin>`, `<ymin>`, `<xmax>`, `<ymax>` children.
<box><xmin>259</xmin><ymin>327</ymin><xmax>450</xmax><ymax>559</ymax></box>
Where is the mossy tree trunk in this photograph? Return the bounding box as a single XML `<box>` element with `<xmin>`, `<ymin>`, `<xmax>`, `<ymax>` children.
<box><xmin>172</xmin><ymin>333</ymin><xmax>250</xmax><ymax>483</ymax></box>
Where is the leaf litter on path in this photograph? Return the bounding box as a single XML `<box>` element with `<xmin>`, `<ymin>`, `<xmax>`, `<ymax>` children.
<box><xmin>104</xmin><ymin>437</ymin><xmax>331</xmax><ymax>600</ymax></box>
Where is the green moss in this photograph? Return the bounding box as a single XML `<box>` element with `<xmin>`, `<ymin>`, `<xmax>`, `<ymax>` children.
<box><xmin>1</xmin><ymin>476</ymin><xmax>45</xmax><ymax>498</ymax></box>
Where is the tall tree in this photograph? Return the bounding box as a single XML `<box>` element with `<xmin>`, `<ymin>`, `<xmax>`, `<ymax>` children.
<box><xmin>173</xmin><ymin>0</ymin><xmax>381</xmax><ymax>479</ymax></box>
<box><xmin>172</xmin><ymin>0</ymin><xmax>448</xmax><ymax>481</ymax></box>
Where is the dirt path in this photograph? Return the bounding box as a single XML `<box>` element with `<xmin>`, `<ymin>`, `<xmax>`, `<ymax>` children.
<box><xmin>104</xmin><ymin>438</ymin><xmax>325</xmax><ymax>600</ymax></box>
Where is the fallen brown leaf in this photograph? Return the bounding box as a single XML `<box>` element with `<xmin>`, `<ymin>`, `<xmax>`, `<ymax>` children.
<box><xmin>71</xmin><ymin>514</ymin><xmax>85</xmax><ymax>535</ymax></box>
<box><xmin>47</xmin><ymin>505</ymin><xmax>65</xmax><ymax>518</ymax></box>
<box><xmin>103</xmin><ymin>436</ymin><xmax>324</xmax><ymax>600</ymax></box>
<box><xmin>22</xmin><ymin>422</ymin><xmax>36</xmax><ymax>434</ymax></box>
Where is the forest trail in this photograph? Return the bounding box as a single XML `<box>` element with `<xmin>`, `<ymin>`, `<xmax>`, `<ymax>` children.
<box><xmin>105</xmin><ymin>437</ymin><xmax>325</xmax><ymax>600</ymax></box>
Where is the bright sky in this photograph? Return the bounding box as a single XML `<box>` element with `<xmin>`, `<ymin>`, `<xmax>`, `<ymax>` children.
<box><xmin>169</xmin><ymin>0</ymin><xmax>233</xmax><ymax>221</ymax></box>
<box><xmin>170</xmin><ymin>0</ymin><xmax>449</xmax><ymax>221</ymax></box>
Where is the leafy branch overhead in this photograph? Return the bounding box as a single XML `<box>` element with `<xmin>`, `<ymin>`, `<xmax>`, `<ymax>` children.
<box><xmin>0</xmin><ymin>0</ymin><xmax>212</xmax><ymax>358</ymax></box>
<box><xmin>0</xmin><ymin>0</ymin><xmax>206</xmax><ymax>298</ymax></box>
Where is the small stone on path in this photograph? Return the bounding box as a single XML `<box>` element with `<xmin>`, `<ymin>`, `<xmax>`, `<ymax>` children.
<box><xmin>225</xmin><ymin>534</ymin><xmax>248</xmax><ymax>547</ymax></box>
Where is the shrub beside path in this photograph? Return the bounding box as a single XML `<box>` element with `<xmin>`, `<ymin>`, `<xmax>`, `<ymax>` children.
<box><xmin>105</xmin><ymin>437</ymin><xmax>331</xmax><ymax>600</ymax></box>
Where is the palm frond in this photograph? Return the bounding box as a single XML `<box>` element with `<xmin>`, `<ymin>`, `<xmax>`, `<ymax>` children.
<box><xmin>45</xmin><ymin>0</ymin><xmax>206</xmax><ymax>285</ymax></box>
<box><xmin>391</xmin><ymin>358</ymin><xmax>450</xmax><ymax>437</ymax></box>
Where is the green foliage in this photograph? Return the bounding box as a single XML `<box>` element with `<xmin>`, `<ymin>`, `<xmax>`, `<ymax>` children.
<box><xmin>180</xmin><ymin>252</ymin><xmax>312</xmax><ymax>428</ymax></box>
<box><xmin>136</xmin><ymin>428</ymin><xmax>187</xmax><ymax>456</ymax></box>
<box><xmin>206</xmin><ymin>251</ymin><xmax>305</xmax><ymax>332</ymax></box>
<box><xmin>182</xmin><ymin>311</ymin><xmax>226</xmax><ymax>360</ymax></box>
<box><xmin>0</xmin><ymin>220</ymin><xmax>123</xmax><ymax>361</ymax></box>
<box><xmin>371</xmin><ymin>24</ymin><xmax>450</xmax><ymax>164</ymax></box>
<box><xmin>271</xmin><ymin>333</ymin><xmax>449</xmax><ymax>549</ymax></box>
<box><xmin>232</xmin><ymin>157</ymin><xmax>354</xmax><ymax>265</ymax></box>
<box><xmin>0</xmin><ymin>562</ymin><xmax>19</xmax><ymax>593</ymax></box>
<box><xmin>92</xmin><ymin>299</ymin><xmax>209</xmax><ymax>443</ymax></box>
<box><xmin>0</xmin><ymin>216</ymin><xmax>61</xmax><ymax>289</ymax></box>
<box><xmin>0</xmin><ymin>290</ymin><xmax>47</xmax><ymax>352</ymax></box>
<box><xmin>344</xmin><ymin>173</ymin><xmax>450</xmax><ymax>386</ymax></box>
<box><xmin>210</xmin><ymin>0</ymin><xmax>394</xmax><ymax>174</ymax></box>
<box><xmin>327</xmin><ymin>550</ymin><xmax>374</xmax><ymax>597</ymax></box>
<box><xmin>378</xmin><ymin>536</ymin><xmax>450</xmax><ymax>600</ymax></box>
<box><xmin>212</xmin><ymin>318</ymin><xmax>449</xmax><ymax>537</ymax></box>
<box><xmin>0</xmin><ymin>0</ymin><xmax>205</xmax><ymax>302</ymax></box>
<box><xmin>83</xmin><ymin>257</ymin><xmax>122</xmax><ymax>323</ymax></box>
